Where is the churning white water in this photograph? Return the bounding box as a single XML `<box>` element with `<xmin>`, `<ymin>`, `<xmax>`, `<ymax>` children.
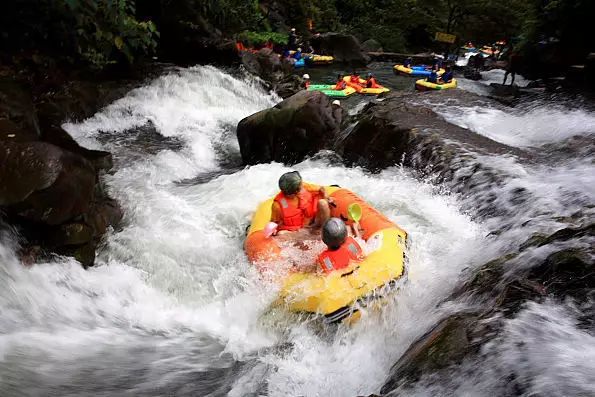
<box><xmin>1</xmin><ymin>65</ymin><xmax>593</xmax><ymax>396</ymax></box>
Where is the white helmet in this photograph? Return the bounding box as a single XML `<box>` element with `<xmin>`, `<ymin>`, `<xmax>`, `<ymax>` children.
<box><xmin>302</xmin><ymin>74</ymin><xmax>310</xmax><ymax>79</ymax></box>
<box><xmin>291</xmin><ymin>28</ymin><xmax>296</xmax><ymax>32</ymax></box>
<box><xmin>297</xmin><ymin>47</ymin><xmax>302</xmax><ymax>52</ymax></box>
<box><xmin>332</xmin><ymin>100</ymin><xmax>341</xmax><ymax>106</ymax></box>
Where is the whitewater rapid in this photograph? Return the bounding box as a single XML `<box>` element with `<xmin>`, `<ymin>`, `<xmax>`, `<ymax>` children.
<box><xmin>1</xmin><ymin>65</ymin><xmax>593</xmax><ymax>396</ymax></box>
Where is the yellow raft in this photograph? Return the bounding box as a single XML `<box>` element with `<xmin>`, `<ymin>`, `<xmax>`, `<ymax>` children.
<box><xmin>415</xmin><ymin>78</ymin><xmax>457</xmax><ymax>91</ymax></box>
<box><xmin>245</xmin><ymin>186</ymin><xmax>408</xmax><ymax>323</ymax></box>
<box><xmin>342</xmin><ymin>76</ymin><xmax>390</xmax><ymax>95</ymax></box>
<box><xmin>394</xmin><ymin>64</ymin><xmax>445</xmax><ymax>78</ymax></box>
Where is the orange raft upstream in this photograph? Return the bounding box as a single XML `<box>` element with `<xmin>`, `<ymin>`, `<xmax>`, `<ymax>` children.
<box><xmin>245</xmin><ymin>186</ymin><xmax>408</xmax><ymax>323</ymax></box>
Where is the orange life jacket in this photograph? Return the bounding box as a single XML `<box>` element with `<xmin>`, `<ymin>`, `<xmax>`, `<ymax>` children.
<box><xmin>335</xmin><ymin>80</ymin><xmax>347</xmax><ymax>90</ymax></box>
<box><xmin>366</xmin><ymin>78</ymin><xmax>379</xmax><ymax>88</ymax></box>
<box><xmin>304</xmin><ymin>80</ymin><xmax>310</xmax><ymax>89</ymax></box>
<box><xmin>274</xmin><ymin>189</ymin><xmax>314</xmax><ymax>231</ymax></box>
<box><xmin>318</xmin><ymin>236</ymin><xmax>363</xmax><ymax>273</ymax></box>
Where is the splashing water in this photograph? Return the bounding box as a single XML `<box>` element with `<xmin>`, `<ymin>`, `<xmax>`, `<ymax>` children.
<box><xmin>1</xmin><ymin>65</ymin><xmax>593</xmax><ymax>396</ymax></box>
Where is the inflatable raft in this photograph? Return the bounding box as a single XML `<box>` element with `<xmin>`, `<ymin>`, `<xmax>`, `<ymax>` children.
<box><xmin>307</xmin><ymin>84</ymin><xmax>356</xmax><ymax>97</ymax></box>
<box><xmin>245</xmin><ymin>186</ymin><xmax>408</xmax><ymax>323</ymax></box>
<box><xmin>342</xmin><ymin>76</ymin><xmax>390</xmax><ymax>95</ymax></box>
<box><xmin>294</xmin><ymin>58</ymin><xmax>306</xmax><ymax>69</ymax></box>
<box><xmin>394</xmin><ymin>64</ymin><xmax>445</xmax><ymax>78</ymax></box>
<box><xmin>306</xmin><ymin>54</ymin><xmax>334</xmax><ymax>65</ymax></box>
<box><xmin>415</xmin><ymin>78</ymin><xmax>457</xmax><ymax>91</ymax></box>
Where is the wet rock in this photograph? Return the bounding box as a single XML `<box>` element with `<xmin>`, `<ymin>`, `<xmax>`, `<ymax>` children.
<box><xmin>0</xmin><ymin>77</ymin><xmax>40</xmax><ymax>138</ymax></box>
<box><xmin>381</xmin><ymin>314</ymin><xmax>479</xmax><ymax>393</ymax></box>
<box><xmin>0</xmin><ymin>74</ymin><xmax>123</xmax><ymax>267</ymax></box>
<box><xmin>47</xmin><ymin>223</ymin><xmax>94</xmax><ymax>246</ymax></box>
<box><xmin>361</xmin><ymin>39</ymin><xmax>383</xmax><ymax>53</ymax></box>
<box><xmin>310</xmin><ymin>33</ymin><xmax>369</xmax><ymax>66</ymax></box>
<box><xmin>274</xmin><ymin>74</ymin><xmax>304</xmax><ymax>99</ymax></box>
<box><xmin>463</xmin><ymin>67</ymin><xmax>482</xmax><ymax>80</ymax></box>
<box><xmin>237</xmin><ymin>90</ymin><xmax>343</xmax><ymax>165</ymax></box>
<box><xmin>339</xmin><ymin>91</ymin><xmax>525</xmax><ymax>172</ymax></box>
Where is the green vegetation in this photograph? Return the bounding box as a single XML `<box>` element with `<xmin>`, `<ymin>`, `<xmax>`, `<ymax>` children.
<box><xmin>2</xmin><ymin>0</ymin><xmax>592</xmax><ymax>72</ymax></box>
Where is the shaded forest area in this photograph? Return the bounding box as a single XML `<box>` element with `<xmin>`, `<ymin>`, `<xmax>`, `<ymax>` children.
<box><xmin>1</xmin><ymin>0</ymin><xmax>593</xmax><ymax>77</ymax></box>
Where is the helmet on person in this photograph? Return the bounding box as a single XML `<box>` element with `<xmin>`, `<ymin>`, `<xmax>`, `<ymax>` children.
<box><xmin>367</xmin><ymin>72</ymin><xmax>373</xmax><ymax>77</ymax></box>
<box><xmin>302</xmin><ymin>74</ymin><xmax>310</xmax><ymax>79</ymax></box>
<box><xmin>291</xmin><ymin>28</ymin><xmax>296</xmax><ymax>32</ymax></box>
<box><xmin>332</xmin><ymin>100</ymin><xmax>340</xmax><ymax>106</ymax></box>
<box><xmin>322</xmin><ymin>218</ymin><xmax>348</xmax><ymax>250</ymax></box>
<box><xmin>278</xmin><ymin>171</ymin><xmax>302</xmax><ymax>195</ymax></box>
<box><xmin>297</xmin><ymin>47</ymin><xmax>302</xmax><ymax>52</ymax></box>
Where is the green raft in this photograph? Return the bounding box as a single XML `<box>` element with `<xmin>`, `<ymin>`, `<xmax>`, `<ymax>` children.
<box><xmin>307</xmin><ymin>84</ymin><xmax>356</xmax><ymax>98</ymax></box>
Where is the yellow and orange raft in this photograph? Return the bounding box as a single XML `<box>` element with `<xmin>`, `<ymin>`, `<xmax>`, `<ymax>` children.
<box><xmin>245</xmin><ymin>186</ymin><xmax>408</xmax><ymax>323</ymax></box>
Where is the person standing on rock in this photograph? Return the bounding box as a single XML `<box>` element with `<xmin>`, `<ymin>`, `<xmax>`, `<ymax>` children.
<box><xmin>271</xmin><ymin>171</ymin><xmax>332</xmax><ymax>234</ymax></box>
<box><xmin>302</xmin><ymin>74</ymin><xmax>310</xmax><ymax>89</ymax></box>
<box><xmin>503</xmin><ymin>50</ymin><xmax>520</xmax><ymax>86</ymax></box>
<box><xmin>288</xmin><ymin>28</ymin><xmax>298</xmax><ymax>51</ymax></box>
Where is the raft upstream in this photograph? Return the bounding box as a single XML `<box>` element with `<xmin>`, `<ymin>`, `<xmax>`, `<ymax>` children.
<box><xmin>307</xmin><ymin>84</ymin><xmax>356</xmax><ymax>97</ymax></box>
<box><xmin>343</xmin><ymin>76</ymin><xmax>390</xmax><ymax>95</ymax></box>
<box><xmin>245</xmin><ymin>186</ymin><xmax>408</xmax><ymax>323</ymax></box>
<box><xmin>415</xmin><ymin>78</ymin><xmax>457</xmax><ymax>91</ymax></box>
<box><xmin>394</xmin><ymin>64</ymin><xmax>445</xmax><ymax>78</ymax></box>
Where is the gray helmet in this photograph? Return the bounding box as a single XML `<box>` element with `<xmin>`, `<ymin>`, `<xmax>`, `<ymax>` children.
<box><xmin>278</xmin><ymin>171</ymin><xmax>302</xmax><ymax>195</ymax></box>
<box><xmin>322</xmin><ymin>218</ymin><xmax>348</xmax><ymax>250</ymax></box>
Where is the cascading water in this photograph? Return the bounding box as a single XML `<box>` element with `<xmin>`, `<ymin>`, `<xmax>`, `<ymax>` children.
<box><xmin>0</xmin><ymin>65</ymin><xmax>593</xmax><ymax>396</ymax></box>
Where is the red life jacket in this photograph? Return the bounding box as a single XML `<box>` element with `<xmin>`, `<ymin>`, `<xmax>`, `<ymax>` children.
<box><xmin>366</xmin><ymin>78</ymin><xmax>379</xmax><ymax>88</ymax></box>
<box><xmin>350</xmin><ymin>75</ymin><xmax>360</xmax><ymax>84</ymax></box>
<box><xmin>274</xmin><ymin>189</ymin><xmax>314</xmax><ymax>231</ymax></box>
<box><xmin>304</xmin><ymin>80</ymin><xmax>310</xmax><ymax>89</ymax></box>
<box><xmin>318</xmin><ymin>236</ymin><xmax>363</xmax><ymax>274</ymax></box>
<box><xmin>335</xmin><ymin>80</ymin><xmax>347</xmax><ymax>90</ymax></box>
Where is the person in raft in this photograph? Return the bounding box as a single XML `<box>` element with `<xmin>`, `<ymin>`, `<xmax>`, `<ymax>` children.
<box><xmin>403</xmin><ymin>57</ymin><xmax>413</xmax><ymax>68</ymax></box>
<box><xmin>427</xmin><ymin>69</ymin><xmax>439</xmax><ymax>84</ymax></box>
<box><xmin>349</xmin><ymin>71</ymin><xmax>361</xmax><ymax>84</ymax></box>
<box><xmin>318</xmin><ymin>218</ymin><xmax>364</xmax><ymax>274</ymax></box>
<box><xmin>302</xmin><ymin>74</ymin><xmax>310</xmax><ymax>89</ymax></box>
<box><xmin>440</xmin><ymin>67</ymin><xmax>453</xmax><ymax>84</ymax></box>
<box><xmin>335</xmin><ymin>74</ymin><xmax>347</xmax><ymax>90</ymax></box>
<box><xmin>365</xmin><ymin>72</ymin><xmax>380</xmax><ymax>88</ymax></box>
<box><xmin>271</xmin><ymin>171</ymin><xmax>332</xmax><ymax>234</ymax></box>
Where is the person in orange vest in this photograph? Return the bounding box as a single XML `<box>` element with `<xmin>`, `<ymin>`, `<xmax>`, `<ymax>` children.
<box><xmin>335</xmin><ymin>74</ymin><xmax>347</xmax><ymax>90</ymax></box>
<box><xmin>349</xmin><ymin>71</ymin><xmax>361</xmax><ymax>84</ymax></box>
<box><xmin>365</xmin><ymin>72</ymin><xmax>380</xmax><ymax>88</ymax></box>
<box><xmin>318</xmin><ymin>218</ymin><xmax>364</xmax><ymax>274</ymax></box>
<box><xmin>302</xmin><ymin>74</ymin><xmax>310</xmax><ymax>89</ymax></box>
<box><xmin>271</xmin><ymin>171</ymin><xmax>331</xmax><ymax>233</ymax></box>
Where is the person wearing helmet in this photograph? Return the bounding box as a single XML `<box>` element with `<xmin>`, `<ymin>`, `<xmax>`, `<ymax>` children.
<box><xmin>365</xmin><ymin>72</ymin><xmax>380</xmax><ymax>88</ymax></box>
<box><xmin>271</xmin><ymin>171</ymin><xmax>331</xmax><ymax>232</ymax></box>
<box><xmin>293</xmin><ymin>47</ymin><xmax>302</xmax><ymax>60</ymax></box>
<box><xmin>302</xmin><ymin>74</ymin><xmax>310</xmax><ymax>89</ymax></box>
<box><xmin>318</xmin><ymin>218</ymin><xmax>364</xmax><ymax>273</ymax></box>
<box><xmin>288</xmin><ymin>28</ymin><xmax>298</xmax><ymax>51</ymax></box>
<box><xmin>335</xmin><ymin>74</ymin><xmax>347</xmax><ymax>90</ymax></box>
<box><xmin>427</xmin><ymin>69</ymin><xmax>439</xmax><ymax>84</ymax></box>
<box><xmin>403</xmin><ymin>57</ymin><xmax>413</xmax><ymax>68</ymax></box>
<box><xmin>332</xmin><ymin>99</ymin><xmax>341</xmax><ymax>107</ymax></box>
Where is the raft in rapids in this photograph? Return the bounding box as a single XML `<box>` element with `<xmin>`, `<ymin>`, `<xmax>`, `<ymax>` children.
<box><xmin>245</xmin><ymin>186</ymin><xmax>408</xmax><ymax>323</ymax></box>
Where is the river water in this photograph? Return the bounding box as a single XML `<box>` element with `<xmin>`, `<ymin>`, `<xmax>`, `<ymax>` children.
<box><xmin>0</xmin><ymin>65</ymin><xmax>593</xmax><ymax>396</ymax></box>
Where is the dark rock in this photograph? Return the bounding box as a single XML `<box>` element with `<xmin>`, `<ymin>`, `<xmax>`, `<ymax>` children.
<box><xmin>361</xmin><ymin>39</ymin><xmax>383</xmax><ymax>53</ymax></box>
<box><xmin>338</xmin><ymin>91</ymin><xmax>525</xmax><ymax>172</ymax></box>
<box><xmin>11</xmin><ymin>146</ymin><xmax>96</xmax><ymax>225</ymax></box>
<box><xmin>463</xmin><ymin>67</ymin><xmax>482</xmax><ymax>80</ymax></box>
<box><xmin>381</xmin><ymin>314</ymin><xmax>479</xmax><ymax>393</ymax></box>
<box><xmin>47</xmin><ymin>223</ymin><xmax>94</xmax><ymax>246</ymax></box>
<box><xmin>0</xmin><ymin>77</ymin><xmax>40</xmax><ymax>138</ymax></box>
<box><xmin>85</xmin><ymin>198</ymin><xmax>124</xmax><ymax>236</ymax></box>
<box><xmin>241</xmin><ymin>48</ymin><xmax>293</xmax><ymax>86</ymax></box>
<box><xmin>237</xmin><ymin>91</ymin><xmax>343</xmax><ymax>165</ymax></box>
<box><xmin>311</xmin><ymin>33</ymin><xmax>369</xmax><ymax>66</ymax></box>
<box><xmin>57</xmin><ymin>240</ymin><xmax>97</xmax><ymax>269</ymax></box>
<box><xmin>0</xmin><ymin>141</ymin><xmax>63</xmax><ymax>205</ymax></box>
<box><xmin>274</xmin><ymin>74</ymin><xmax>304</xmax><ymax>99</ymax></box>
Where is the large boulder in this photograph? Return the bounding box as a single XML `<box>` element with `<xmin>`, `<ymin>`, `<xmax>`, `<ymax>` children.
<box><xmin>0</xmin><ymin>75</ymin><xmax>123</xmax><ymax>267</ymax></box>
<box><xmin>361</xmin><ymin>39</ymin><xmax>383</xmax><ymax>53</ymax></box>
<box><xmin>311</xmin><ymin>33</ymin><xmax>369</xmax><ymax>66</ymax></box>
<box><xmin>241</xmin><ymin>48</ymin><xmax>292</xmax><ymax>81</ymax></box>
<box><xmin>237</xmin><ymin>90</ymin><xmax>344</xmax><ymax>165</ymax></box>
